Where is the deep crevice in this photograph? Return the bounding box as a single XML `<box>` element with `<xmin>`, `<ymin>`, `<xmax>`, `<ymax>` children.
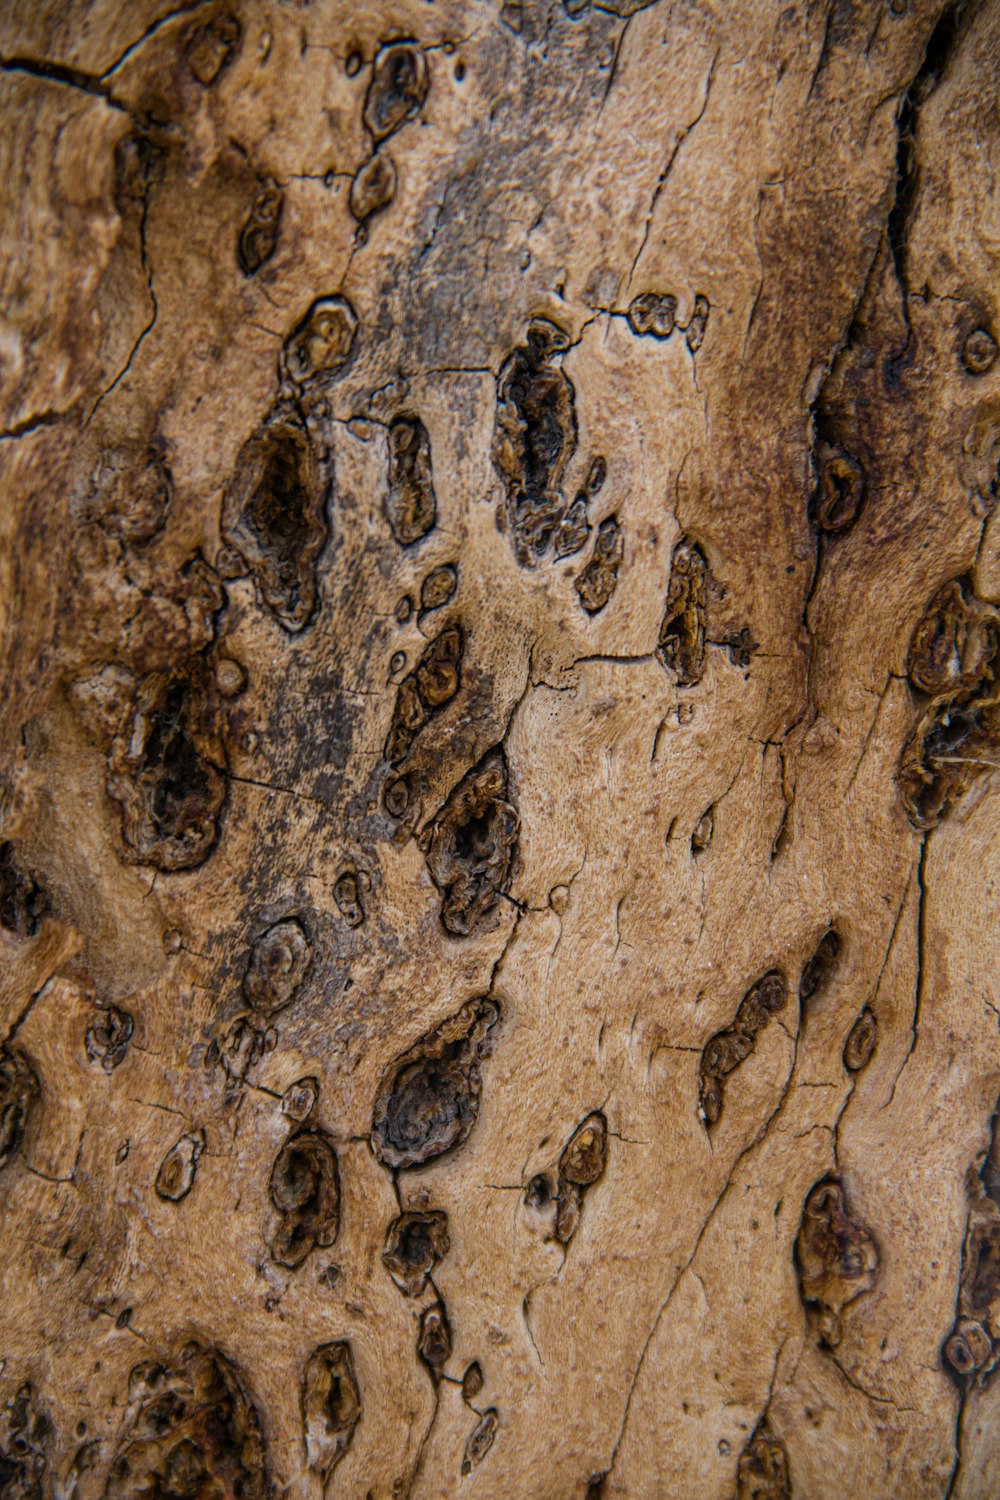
<box><xmin>887</xmin><ymin>0</ymin><xmax>972</xmax><ymax>300</ymax></box>
<box><xmin>0</xmin><ymin>53</ymin><xmax>125</xmax><ymax>109</ymax></box>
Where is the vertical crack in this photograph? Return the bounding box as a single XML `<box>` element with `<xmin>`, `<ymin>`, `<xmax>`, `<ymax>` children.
<box><xmin>601</xmin><ymin>1007</ymin><xmax>802</xmax><ymax>1484</ymax></box>
<box><xmin>626</xmin><ymin>49</ymin><xmax>718</xmax><ymax>289</ymax></box>
<box><xmin>887</xmin><ymin>0</ymin><xmax>973</xmax><ymax>305</ymax></box>
<box><xmin>99</xmin><ymin>0</ymin><xmax>213</xmax><ymax>81</ymax></box>
<box><xmin>943</xmin><ymin>1393</ymin><xmax>966</xmax><ymax>1499</ymax></box>
<box><xmin>790</xmin><ymin>0</ymin><xmax>977</xmax><ymax>789</ymax></box>
<box><xmin>87</xmin><ymin>143</ymin><xmax>159</xmax><ymax>422</ymax></box>
<box><xmin>884</xmin><ymin>832</ymin><xmax>929</xmax><ymax>1108</ymax></box>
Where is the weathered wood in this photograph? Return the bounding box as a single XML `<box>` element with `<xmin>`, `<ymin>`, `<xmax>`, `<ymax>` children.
<box><xmin>0</xmin><ymin>0</ymin><xmax>999</xmax><ymax>1495</ymax></box>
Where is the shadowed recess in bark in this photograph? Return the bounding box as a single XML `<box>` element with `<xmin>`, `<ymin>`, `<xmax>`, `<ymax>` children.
<box><xmin>104</xmin><ymin>1342</ymin><xmax>268</xmax><ymax>1500</ymax></box>
<box><xmin>371</xmin><ymin>998</ymin><xmax>500</xmax><ymax>1169</ymax></box>
<box><xmin>0</xmin><ymin>1383</ymin><xmax>48</xmax><ymax>1499</ymax></box>
<box><xmin>268</xmin><ymin>1128</ymin><xmax>340</xmax><ymax>1268</ymax></box>
<box><xmin>736</xmin><ymin>1422</ymin><xmax>791</xmax><ymax>1500</ymax></box>
<box><xmin>0</xmin><ymin>842</ymin><xmax>49</xmax><ymax>935</ymax></box>
<box><xmin>795</xmin><ymin>1176</ymin><xmax>879</xmax><ymax>1349</ymax></box>
<box><xmin>221</xmin><ymin>412</ymin><xmax>329</xmax><ymax>633</ymax></box>
<box><xmin>106</xmin><ymin>655</ymin><xmax>227</xmax><ymax>871</ymax></box>
<box><xmin>302</xmin><ymin>1342</ymin><xmax>361</xmax><ymax>1481</ymax></box>
<box><xmin>385</xmin><ymin>624</ymin><xmax>462</xmax><ymax>764</ymax></box>
<box><xmin>419</xmin><ymin>748</ymin><xmax>519</xmax><ymax>936</ymax></box>
<box><xmin>492</xmin><ymin>318</ymin><xmax>578</xmax><ymax>565</ymax></box>
<box><xmin>698</xmin><ymin>970</ymin><xmax>786</xmax><ymax>1128</ymax></box>
<box><xmin>385</xmin><ymin>413</ymin><xmax>437</xmax><ymax>546</ymax></box>
<box><xmin>899</xmin><ymin>576</ymin><xmax>1000</xmax><ymax>829</ymax></box>
<box><xmin>0</xmin><ymin>1047</ymin><xmax>39</xmax><ymax>1173</ymax></box>
<box><xmin>382</xmin><ymin>1209</ymin><xmax>451</xmax><ymax>1295</ymax></box>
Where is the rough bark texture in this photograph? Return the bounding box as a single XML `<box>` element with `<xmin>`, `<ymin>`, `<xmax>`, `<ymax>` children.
<box><xmin>1</xmin><ymin>0</ymin><xmax>999</xmax><ymax>1496</ymax></box>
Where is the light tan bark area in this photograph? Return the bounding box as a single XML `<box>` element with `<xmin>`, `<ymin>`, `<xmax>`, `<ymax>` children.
<box><xmin>1</xmin><ymin>0</ymin><xmax>999</xmax><ymax>1495</ymax></box>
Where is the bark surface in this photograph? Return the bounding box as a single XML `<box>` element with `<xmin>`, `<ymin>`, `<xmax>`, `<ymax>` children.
<box><xmin>1</xmin><ymin>0</ymin><xmax>999</xmax><ymax>1496</ymax></box>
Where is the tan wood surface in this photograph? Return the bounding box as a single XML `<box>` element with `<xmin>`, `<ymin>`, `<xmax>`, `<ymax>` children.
<box><xmin>1</xmin><ymin>1</ymin><xmax>999</xmax><ymax>1495</ymax></box>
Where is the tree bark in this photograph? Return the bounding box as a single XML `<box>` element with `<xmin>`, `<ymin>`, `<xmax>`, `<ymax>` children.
<box><xmin>1</xmin><ymin>0</ymin><xmax>999</xmax><ymax>1496</ymax></box>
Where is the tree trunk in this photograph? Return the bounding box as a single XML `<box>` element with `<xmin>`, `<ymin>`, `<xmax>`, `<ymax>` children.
<box><xmin>1</xmin><ymin>0</ymin><xmax>999</xmax><ymax>1495</ymax></box>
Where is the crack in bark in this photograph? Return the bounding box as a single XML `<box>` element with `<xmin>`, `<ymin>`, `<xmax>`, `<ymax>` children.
<box><xmin>784</xmin><ymin>225</ymin><xmax>891</xmax><ymax>808</ymax></box>
<box><xmin>768</xmin><ymin>742</ymin><xmax>796</xmax><ymax>862</ymax></box>
<box><xmin>884</xmin><ymin>833</ymin><xmax>929</xmax><ymax>1110</ymax></box>
<box><xmin>626</xmin><ymin>48</ymin><xmax>718</xmax><ymax>288</ymax></box>
<box><xmin>829</xmin><ymin>1349</ymin><xmax>918</xmax><ymax>1415</ymax></box>
<box><xmin>943</xmin><ymin>1391</ymin><xmax>966</xmax><ymax>1499</ymax></box>
<box><xmin>0</xmin><ymin>53</ymin><xmax>126</xmax><ymax>109</ymax></box>
<box><xmin>741</xmin><ymin>184</ymin><xmax>769</xmax><ymax>358</ymax></box>
<box><xmin>845</xmin><ymin>671</ymin><xmax>895</xmax><ymax>795</ymax></box>
<box><xmin>887</xmin><ymin>0</ymin><xmax>975</xmax><ymax>311</ymax></box>
<box><xmin>99</xmin><ymin>1</ymin><xmax>215</xmax><ymax>80</ymax></box>
<box><xmin>3</xmin><ymin>975</ymin><xmax>54</xmax><ymax>1048</ymax></box>
<box><xmin>831</xmin><ymin>1075</ymin><xmax>857</xmax><ymax>1170</ymax></box>
<box><xmin>805</xmin><ymin>4</ymin><xmax>835</xmax><ymax>104</ymax></box>
<box><xmin>87</xmin><ymin>156</ymin><xmax>158</xmax><ymax>422</ymax></box>
<box><xmin>486</xmin><ymin>905</ymin><xmax>525</xmax><ymax>997</ymax></box>
<box><xmin>128</xmin><ymin>1095</ymin><xmax>187</xmax><ymax>1116</ymax></box>
<box><xmin>597</xmin><ymin>10</ymin><xmax>636</xmax><ymax>116</ymax></box>
<box><xmin>227</xmin><ymin>773</ymin><xmax>335</xmax><ymax>811</ymax></box>
<box><xmin>23</xmin><ymin>1151</ymin><xmax>78</xmax><ymax>1187</ymax></box>
<box><xmin>873</xmin><ymin>870</ymin><xmax>913</xmax><ymax>1004</ymax></box>
<box><xmin>574</xmin><ymin>652</ymin><xmax>653</xmax><ymax>668</ymax></box>
<box><xmin>602</xmin><ymin>999</ymin><xmax>802</xmax><ymax>1481</ymax></box>
<box><xmin>521</xmin><ymin>1284</ymin><xmax>549</xmax><ymax>1369</ymax></box>
<box><xmin>0</xmin><ymin>405</ymin><xmax>76</xmax><ymax>443</ymax></box>
<box><xmin>544</xmin><ymin>847</ymin><xmax>587</xmax><ymax>974</ymax></box>
<box><xmin>752</xmin><ymin>1333</ymin><xmax>790</xmax><ymax>1432</ymax></box>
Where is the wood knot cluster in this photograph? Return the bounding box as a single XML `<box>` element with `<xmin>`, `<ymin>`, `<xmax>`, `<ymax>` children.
<box><xmin>794</xmin><ymin>1176</ymin><xmax>879</xmax><ymax>1348</ymax></box>
<box><xmin>105</xmin><ymin>1343</ymin><xmax>268</xmax><ymax>1500</ymax></box>
<box><xmin>899</xmin><ymin>576</ymin><xmax>1000</xmax><ymax>829</ymax></box>
<box><xmin>698</xmin><ymin>970</ymin><xmax>786</xmax><ymax>1128</ymax></box>
<box><xmin>419</xmin><ymin>749</ymin><xmax>519</xmax><ymax>936</ymax></box>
